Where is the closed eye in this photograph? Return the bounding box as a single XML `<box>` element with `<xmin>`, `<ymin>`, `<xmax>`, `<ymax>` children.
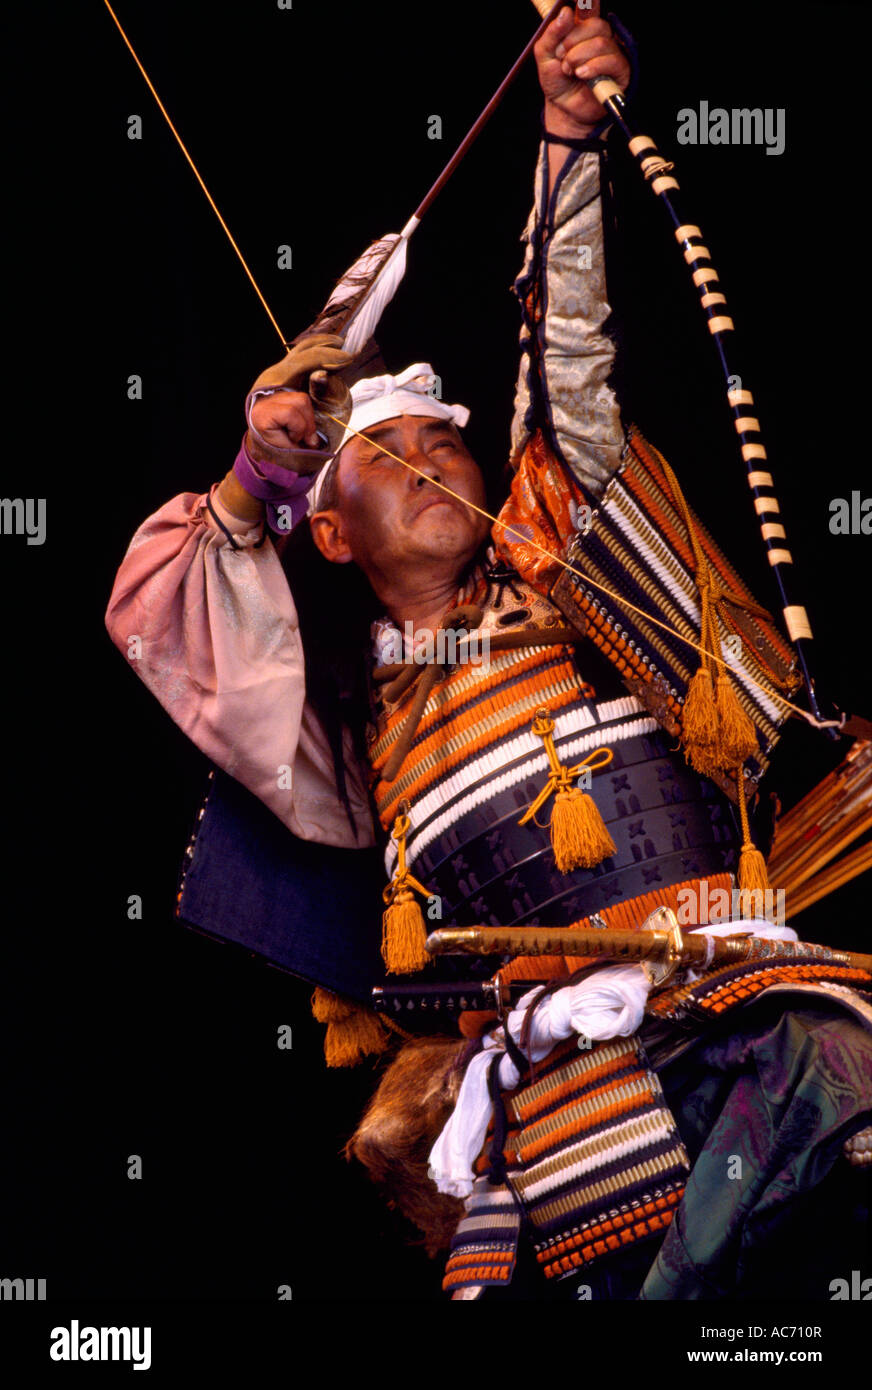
<box><xmin>359</xmin><ymin>432</ymin><xmax>458</xmax><ymax>465</ymax></box>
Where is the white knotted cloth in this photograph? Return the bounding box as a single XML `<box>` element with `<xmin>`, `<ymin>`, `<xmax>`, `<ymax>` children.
<box><xmin>308</xmin><ymin>362</ymin><xmax>470</xmax><ymax>511</ymax></box>
<box><xmin>427</xmin><ymin>918</ymin><xmax>799</xmax><ymax>1199</ymax></box>
<box><xmin>428</xmin><ymin>963</ymin><xmax>650</xmax><ymax>1200</ymax></box>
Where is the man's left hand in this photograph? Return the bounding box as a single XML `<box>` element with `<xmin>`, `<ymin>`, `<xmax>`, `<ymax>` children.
<box><xmin>535</xmin><ymin>3</ymin><xmax>630</xmax><ymax>139</ymax></box>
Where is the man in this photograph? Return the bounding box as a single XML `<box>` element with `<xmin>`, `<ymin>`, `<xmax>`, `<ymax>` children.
<box><xmin>106</xmin><ymin>6</ymin><xmax>872</xmax><ymax>1300</ymax></box>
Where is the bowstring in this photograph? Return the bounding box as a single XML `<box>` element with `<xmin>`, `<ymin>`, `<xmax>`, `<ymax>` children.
<box><xmin>102</xmin><ymin>0</ymin><xmax>286</xmax><ymax>347</ymax></box>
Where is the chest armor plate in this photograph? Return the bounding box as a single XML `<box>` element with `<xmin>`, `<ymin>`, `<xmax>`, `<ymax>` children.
<box><xmin>368</xmin><ymin>559</ymin><xmax>741</xmax><ymax>929</ymax></box>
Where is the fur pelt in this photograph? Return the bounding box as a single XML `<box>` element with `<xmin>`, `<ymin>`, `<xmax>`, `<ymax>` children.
<box><xmin>345</xmin><ymin>1035</ymin><xmax>470</xmax><ymax>1256</ymax></box>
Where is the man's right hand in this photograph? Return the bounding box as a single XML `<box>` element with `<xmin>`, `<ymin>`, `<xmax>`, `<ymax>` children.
<box><xmin>249</xmin><ymin>386</ymin><xmax>322</xmax><ymax>454</ymax></box>
<box><xmin>247</xmin><ymin>331</ymin><xmax>355</xmax><ymax>470</ymax></box>
<box><xmin>216</xmin><ymin>334</ymin><xmax>355</xmax><ymax>524</ymax></box>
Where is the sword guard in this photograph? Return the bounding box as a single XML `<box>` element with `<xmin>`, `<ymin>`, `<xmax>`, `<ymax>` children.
<box><xmin>637</xmin><ymin>906</ymin><xmax>685</xmax><ymax>989</ymax></box>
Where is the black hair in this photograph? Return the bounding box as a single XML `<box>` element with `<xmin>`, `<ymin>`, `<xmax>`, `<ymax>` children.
<box><xmin>277</xmin><ymin>473</ymin><xmax>381</xmax><ymax>840</ymax></box>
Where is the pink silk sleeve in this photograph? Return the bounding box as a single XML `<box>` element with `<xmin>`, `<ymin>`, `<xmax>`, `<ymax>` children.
<box><xmin>105</xmin><ymin>484</ymin><xmax>375</xmax><ymax>848</ymax></box>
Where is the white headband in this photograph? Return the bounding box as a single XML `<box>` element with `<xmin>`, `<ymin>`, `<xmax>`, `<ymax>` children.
<box><xmin>308</xmin><ymin>362</ymin><xmax>470</xmax><ymax>512</ymax></box>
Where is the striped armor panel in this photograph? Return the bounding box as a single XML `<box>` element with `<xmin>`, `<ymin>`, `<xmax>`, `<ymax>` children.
<box><xmin>368</xmin><ymin>567</ymin><xmax>744</xmax><ymax>929</ymax></box>
<box><xmin>443</xmin><ymin>957</ymin><xmax>872</xmax><ymax>1297</ymax></box>
<box><xmin>441</xmin><ymin>1180</ymin><xmax>522</xmax><ymax>1294</ymax></box>
<box><xmin>550</xmin><ymin>427</ymin><xmax>801</xmax><ymax>789</ymax></box>
<box><xmin>443</xmin><ymin>1033</ymin><xmax>690</xmax><ymax>1293</ymax></box>
<box><xmin>646</xmin><ymin>951</ymin><xmax>872</xmax><ymax>1024</ymax></box>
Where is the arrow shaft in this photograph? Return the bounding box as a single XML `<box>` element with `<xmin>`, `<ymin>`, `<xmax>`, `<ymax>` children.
<box><xmin>412</xmin><ymin>0</ymin><xmax>566</xmax><ymax>225</ymax></box>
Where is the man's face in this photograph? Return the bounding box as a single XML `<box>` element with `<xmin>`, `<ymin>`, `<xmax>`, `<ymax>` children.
<box><xmin>310</xmin><ymin>413</ymin><xmax>490</xmax><ymax>589</ymax></box>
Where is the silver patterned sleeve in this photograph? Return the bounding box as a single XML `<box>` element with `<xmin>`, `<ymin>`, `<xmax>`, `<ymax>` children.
<box><xmin>510</xmin><ymin>141</ymin><xmax>626</xmax><ymax>501</ymax></box>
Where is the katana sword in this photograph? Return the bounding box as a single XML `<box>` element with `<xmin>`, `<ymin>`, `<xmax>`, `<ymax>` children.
<box><xmin>425</xmin><ymin>907</ymin><xmax>872</xmax><ymax>983</ymax></box>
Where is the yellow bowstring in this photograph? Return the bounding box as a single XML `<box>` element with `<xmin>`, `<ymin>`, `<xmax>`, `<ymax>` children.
<box><xmin>102</xmin><ymin>0</ymin><xmax>286</xmax><ymax>347</ymax></box>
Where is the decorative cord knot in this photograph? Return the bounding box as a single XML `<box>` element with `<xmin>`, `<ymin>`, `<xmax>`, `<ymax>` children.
<box><xmin>695</xmin><ymin>563</ymin><xmax>714</xmax><ymax>597</ymax></box>
<box><xmin>519</xmin><ymin>709</ymin><xmax>617</xmax><ymax>872</ymax></box>
<box><xmin>530</xmin><ymin>708</ymin><xmax>556</xmax><ymax>741</ymax></box>
<box><xmin>381</xmin><ymin>800</ymin><xmax>432</xmax><ymax>974</ymax></box>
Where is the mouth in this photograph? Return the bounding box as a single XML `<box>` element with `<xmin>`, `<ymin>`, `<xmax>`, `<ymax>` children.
<box><xmin>413</xmin><ymin>494</ymin><xmax>464</xmax><ymax>521</ymax></box>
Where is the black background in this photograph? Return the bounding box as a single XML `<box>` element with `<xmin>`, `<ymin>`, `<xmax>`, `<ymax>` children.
<box><xmin>3</xmin><ymin>0</ymin><xmax>870</xmax><ymax>1334</ymax></box>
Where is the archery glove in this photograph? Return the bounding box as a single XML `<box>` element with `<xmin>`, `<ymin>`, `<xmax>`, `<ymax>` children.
<box><xmin>247</xmin><ymin>332</ymin><xmax>355</xmax><ymax>473</ymax></box>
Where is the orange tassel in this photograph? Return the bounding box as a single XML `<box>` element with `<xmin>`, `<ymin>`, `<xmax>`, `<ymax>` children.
<box><xmin>520</xmin><ymin>710</ymin><xmax>615</xmax><ymax>872</ymax></box>
<box><xmin>311</xmin><ymin>987</ymin><xmax>389</xmax><ymax>1068</ymax></box>
<box><xmin>660</xmin><ymin>463</ymin><xmax>765</xmax><ymax>782</ymax></box>
<box><xmin>679</xmin><ymin>545</ymin><xmax>751</xmax><ymax>775</ymax></box>
<box><xmin>738</xmin><ymin>844</ymin><xmax>771</xmax><ymax>895</ymax></box>
<box><xmin>681</xmin><ymin>667</ymin><xmax>720</xmax><ymax>772</ymax></box>
<box><xmin>735</xmin><ymin>767</ymin><xmax>773</xmax><ymax>895</ymax></box>
<box><xmin>683</xmin><ymin>670</ymin><xmax>759</xmax><ymax>776</ymax></box>
<box><xmin>551</xmin><ymin>786</ymin><xmax>617</xmax><ymax>871</ymax></box>
<box><xmin>714</xmin><ymin>672</ymin><xmax>759</xmax><ymax>768</ymax></box>
<box><xmin>381</xmin><ymin>803</ymin><xmax>433</xmax><ymax>975</ymax></box>
<box><xmin>381</xmin><ymin>889</ymin><xmax>429</xmax><ymax>974</ymax></box>
<box><xmin>311</xmin><ymin>985</ymin><xmax>352</xmax><ymax>1024</ymax></box>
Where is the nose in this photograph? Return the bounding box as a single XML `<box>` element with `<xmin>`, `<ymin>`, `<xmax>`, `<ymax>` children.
<box><xmin>407</xmin><ymin>441</ymin><xmax>442</xmax><ymax>488</ymax></box>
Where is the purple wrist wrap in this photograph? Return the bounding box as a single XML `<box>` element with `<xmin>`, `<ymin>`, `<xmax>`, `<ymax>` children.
<box><xmin>232</xmin><ymin>435</ymin><xmax>321</xmax><ymax>535</ymax></box>
<box><xmin>237</xmin><ymin>385</ymin><xmax>336</xmax><ymax>533</ymax></box>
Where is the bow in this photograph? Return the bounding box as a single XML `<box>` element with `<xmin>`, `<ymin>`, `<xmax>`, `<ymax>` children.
<box><xmin>101</xmin><ymin>0</ymin><xmax>862</xmax><ymax>748</ymax></box>
<box><xmin>526</xmin><ymin>0</ymin><xmax>828</xmax><ymax>733</ymax></box>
